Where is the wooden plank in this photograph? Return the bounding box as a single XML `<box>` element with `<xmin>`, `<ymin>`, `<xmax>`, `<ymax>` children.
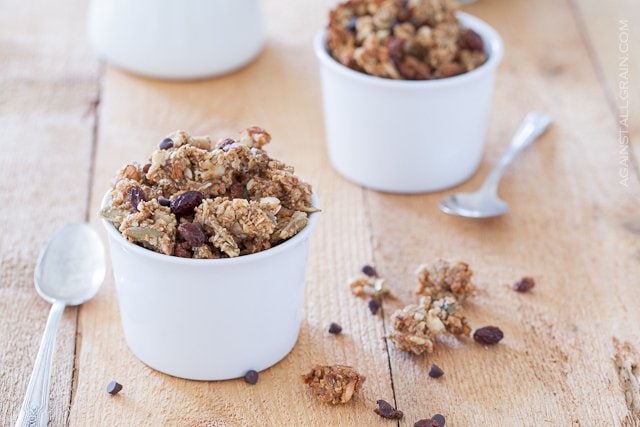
<box><xmin>572</xmin><ymin>0</ymin><xmax>640</xmax><ymax>175</ymax></box>
<box><xmin>368</xmin><ymin>0</ymin><xmax>640</xmax><ymax>425</ymax></box>
<box><xmin>0</xmin><ymin>0</ymin><xmax>98</xmax><ymax>424</ymax></box>
<box><xmin>69</xmin><ymin>1</ymin><xmax>396</xmax><ymax>425</ymax></box>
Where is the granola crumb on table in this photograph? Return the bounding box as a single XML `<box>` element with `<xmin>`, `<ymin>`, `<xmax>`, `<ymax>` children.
<box><xmin>389</xmin><ymin>259</ymin><xmax>474</xmax><ymax>355</ymax></box>
<box><xmin>415</xmin><ymin>258</ymin><xmax>475</xmax><ymax>301</ymax></box>
<box><xmin>100</xmin><ymin>127</ymin><xmax>316</xmax><ymax>258</ymax></box>
<box><xmin>326</xmin><ymin>0</ymin><xmax>487</xmax><ymax>80</ymax></box>
<box><xmin>302</xmin><ymin>365</ymin><xmax>366</xmax><ymax>404</ymax></box>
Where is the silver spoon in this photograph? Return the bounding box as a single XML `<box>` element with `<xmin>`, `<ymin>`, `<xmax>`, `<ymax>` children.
<box><xmin>439</xmin><ymin>111</ymin><xmax>552</xmax><ymax>218</ymax></box>
<box><xmin>16</xmin><ymin>223</ymin><xmax>106</xmax><ymax>427</ymax></box>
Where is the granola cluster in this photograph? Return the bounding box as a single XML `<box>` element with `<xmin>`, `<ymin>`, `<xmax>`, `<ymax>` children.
<box><xmin>302</xmin><ymin>365</ymin><xmax>366</xmax><ymax>404</ymax></box>
<box><xmin>326</xmin><ymin>0</ymin><xmax>487</xmax><ymax>80</ymax></box>
<box><xmin>101</xmin><ymin>127</ymin><xmax>316</xmax><ymax>258</ymax></box>
<box><xmin>389</xmin><ymin>259</ymin><xmax>474</xmax><ymax>354</ymax></box>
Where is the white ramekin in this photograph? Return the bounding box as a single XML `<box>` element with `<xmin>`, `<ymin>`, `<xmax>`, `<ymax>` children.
<box><xmin>87</xmin><ymin>0</ymin><xmax>264</xmax><ymax>80</ymax></box>
<box><xmin>101</xmin><ymin>193</ymin><xmax>318</xmax><ymax>380</ymax></box>
<box><xmin>314</xmin><ymin>12</ymin><xmax>503</xmax><ymax>193</ymax></box>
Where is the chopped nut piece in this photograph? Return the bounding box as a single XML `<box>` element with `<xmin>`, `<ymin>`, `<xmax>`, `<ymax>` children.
<box><xmin>302</xmin><ymin>365</ymin><xmax>365</xmax><ymax>404</ymax></box>
<box><xmin>349</xmin><ymin>275</ymin><xmax>390</xmax><ymax>300</ymax></box>
<box><xmin>415</xmin><ymin>259</ymin><xmax>474</xmax><ymax>302</ymax></box>
<box><xmin>119</xmin><ymin>199</ymin><xmax>177</xmax><ymax>255</ymax></box>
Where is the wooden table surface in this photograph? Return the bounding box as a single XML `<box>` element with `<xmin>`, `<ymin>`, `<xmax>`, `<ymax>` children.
<box><xmin>1</xmin><ymin>0</ymin><xmax>639</xmax><ymax>425</ymax></box>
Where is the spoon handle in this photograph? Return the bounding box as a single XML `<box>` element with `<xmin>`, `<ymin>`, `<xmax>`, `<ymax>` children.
<box><xmin>15</xmin><ymin>302</ymin><xmax>65</xmax><ymax>427</ymax></box>
<box><xmin>481</xmin><ymin>112</ymin><xmax>552</xmax><ymax>195</ymax></box>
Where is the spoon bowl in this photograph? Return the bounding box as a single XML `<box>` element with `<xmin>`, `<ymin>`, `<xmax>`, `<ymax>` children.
<box><xmin>439</xmin><ymin>192</ymin><xmax>508</xmax><ymax>218</ymax></box>
<box><xmin>439</xmin><ymin>112</ymin><xmax>551</xmax><ymax>218</ymax></box>
<box><xmin>35</xmin><ymin>223</ymin><xmax>106</xmax><ymax>305</ymax></box>
<box><xmin>16</xmin><ymin>223</ymin><xmax>106</xmax><ymax>427</ymax></box>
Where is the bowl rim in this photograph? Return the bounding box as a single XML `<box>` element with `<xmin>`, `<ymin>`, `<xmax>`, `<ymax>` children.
<box><xmin>314</xmin><ymin>11</ymin><xmax>504</xmax><ymax>89</ymax></box>
<box><xmin>101</xmin><ymin>191</ymin><xmax>319</xmax><ymax>265</ymax></box>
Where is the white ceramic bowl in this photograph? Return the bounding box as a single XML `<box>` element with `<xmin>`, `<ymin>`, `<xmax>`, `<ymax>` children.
<box><xmin>101</xmin><ymin>193</ymin><xmax>318</xmax><ymax>380</ymax></box>
<box><xmin>314</xmin><ymin>12</ymin><xmax>504</xmax><ymax>193</ymax></box>
<box><xmin>87</xmin><ymin>0</ymin><xmax>264</xmax><ymax>80</ymax></box>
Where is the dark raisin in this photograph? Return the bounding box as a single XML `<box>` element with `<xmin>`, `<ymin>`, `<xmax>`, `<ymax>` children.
<box><xmin>127</xmin><ymin>186</ymin><xmax>146</xmax><ymax>212</ymax></box>
<box><xmin>346</xmin><ymin>16</ymin><xmax>358</xmax><ymax>33</ymax></box>
<box><xmin>512</xmin><ymin>277</ymin><xmax>535</xmax><ymax>293</ymax></box>
<box><xmin>361</xmin><ymin>264</ymin><xmax>377</xmax><ymax>277</ymax></box>
<box><xmin>174</xmin><ymin>242</ymin><xmax>192</xmax><ymax>258</ymax></box>
<box><xmin>414</xmin><ymin>415</ymin><xmax>446</xmax><ymax>427</ymax></box>
<box><xmin>428</xmin><ymin>364</ymin><xmax>444</xmax><ymax>378</ymax></box>
<box><xmin>328</xmin><ymin>322</ymin><xmax>342</xmax><ymax>335</ymax></box>
<box><xmin>157</xmin><ymin>196</ymin><xmax>171</xmax><ymax>207</ymax></box>
<box><xmin>177</xmin><ymin>222</ymin><xmax>207</xmax><ymax>247</ymax></box>
<box><xmin>374</xmin><ymin>399</ymin><xmax>403</xmax><ymax>420</ymax></box>
<box><xmin>431</xmin><ymin>414</ymin><xmax>446</xmax><ymax>427</ymax></box>
<box><xmin>368</xmin><ymin>298</ymin><xmax>380</xmax><ymax>315</ymax></box>
<box><xmin>387</xmin><ymin>37</ymin><xmax>405</xmax><ymax>64</ymax></box>
<box><xmin>106</xmin><ymin>381</ymin><xmax>123</xmax><ymax>395</ymax></box>
<box><xmin>244</xmin><ymin>370</ymin><xmax>259</xmax><ymax>385</ymax></box>
<box><xmin>170</xmin><ymin>191</ymin><xmax>204</xmax><ymax>217</ymax></box>
<box><xmin>461</xmin><ymin>28</ymin><xmax>484</xmax><ymax>52</ymax></box>
<box><xmin>142</xmin><ymin>163</ymin><xmax>151</xmax><ymax>173</ymax></box>
<box><xmin>473</xmin><ymin>326</ymin><xmax>504</xmax><ymax>345</ymax></box>
<box><xmin>159</xmin><ymin>138</ymin><xmax>174</xmax><ymax>150</ymax></box>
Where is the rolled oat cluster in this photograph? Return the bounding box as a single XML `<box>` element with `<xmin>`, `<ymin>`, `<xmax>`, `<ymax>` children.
<box><xmin>101</xmin><ymin>127</ymin><xmax>316</xmax><ymax>258</ymax></box>
<box><xmin>326</xmin><ymin>0</ymin><xmax>486</xmax><ymax>80</ymax></box>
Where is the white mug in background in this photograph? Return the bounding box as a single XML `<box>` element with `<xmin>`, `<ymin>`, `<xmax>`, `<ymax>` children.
<box><xmin>87</xmin><ymin>0</ymin><xmax>264</xmax><ymax>80</ymax></box>
<box><xmin>314</xmin><ymin>12</ymin><xmax>503</xmax><ymax>193</ymax></box>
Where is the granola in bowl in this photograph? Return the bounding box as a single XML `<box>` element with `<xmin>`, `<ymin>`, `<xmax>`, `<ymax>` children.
<box><xmin>326</xmin><ymin>0</ymin><xmax>487</xmax><ymax>80</ymax></box>
<box><xmin>100</xmin><ymin>127</ymin><xmax>318</xmax><ymax>258</ymax></box>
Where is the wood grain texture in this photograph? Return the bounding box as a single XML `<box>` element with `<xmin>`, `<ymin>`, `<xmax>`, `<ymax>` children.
<box><xmin>0</xmin><ymin>0</ymin><xmax>98</xmax><ymax>425</ymax></box>
<box><xmin>2</xmin><ymin>0</ymin><xmax>639</xmax><ymax>425</ymax></box>
<box><xmin>368</xmin><ymin>0</ymin><xmax>640</xmax><ymax>425</ymax></box>
<box><xmin>572</xmin><ymin>0</ymin><xmax>640</xmax><ymax>174</ymax></box>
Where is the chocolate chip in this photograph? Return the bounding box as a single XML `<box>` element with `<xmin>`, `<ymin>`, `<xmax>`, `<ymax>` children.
<box><xmin>432</xmin><ymin>414</ymin><xmax>446</xmax><ymax>427</ymax></box>
<box><xmin>361</xmin><ymin>264</ymin><xmax>377</xmax><ymax>277</ymax></box>
<box><xmin>159</xmin><ymin>138</ymin><xmax>174</xmax><ymax>150</ymax></box>
<box><xmin>142</xmin><ymin>163</ymin><xmax>151</xmax><ymax>173</ymax></box>
<box><xmin>461</xmin><ymin>28</ymin><xmax>484</xmax><ymax>52</ymax></box>
<box><xmin>473</xmin><ymin>326</ymin><xmax>504</xmax><ymax>345</ymax></box>
<box><xmin>157</xmin><ymin>196</ymin><xmax>171</xmax><ymax>207</ymax></box>
<box><xmin>244</xmin><ymin>370</ymin><xmax>259</xmax><ymax>385</ymax></box>
<box><xmin>512</xmin><ymin>277</ymin><xmax>535</xmax><ymax>293</ymax></box>
<box><xmin>328</xmin><ymin>322</ymin><xmax>342</xmax><ymax>335</ymax></box>
<box><xmin>127</xmin><ymin>186</ymin><xmax>146</xmax><ymax>212</ymax></box>
<box><xmin>170</xmin><ymin>191</ymin><xmax>204</xmax><ymax>217</ymax></box>
<box><xmin>106</xmin><ymin>381</ymin><xmax>122</xmax><ymax>395</ymax></box>
<box><xmin>346</xmin><ymin>16</ymin><xmax>358</xmax><ymax>33</ymax></box>
<box><xmin>374</xmin><ymin>399</ymin><xmax>403</xmax><ymax>420</ymax></box>
<box><xmin>428</xmin><ymin>364</ymin><xmax>444</xmax><ymax>378</ymax></box>
<box><xmin>177</xmin><ymin>222</ymin><xmax>207</xmax><ymax>247</ymax></box>
<box><xmin>368</xmin><ymin>298</ymin><xmax>380</xmax><ymax>315</ymax></box>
